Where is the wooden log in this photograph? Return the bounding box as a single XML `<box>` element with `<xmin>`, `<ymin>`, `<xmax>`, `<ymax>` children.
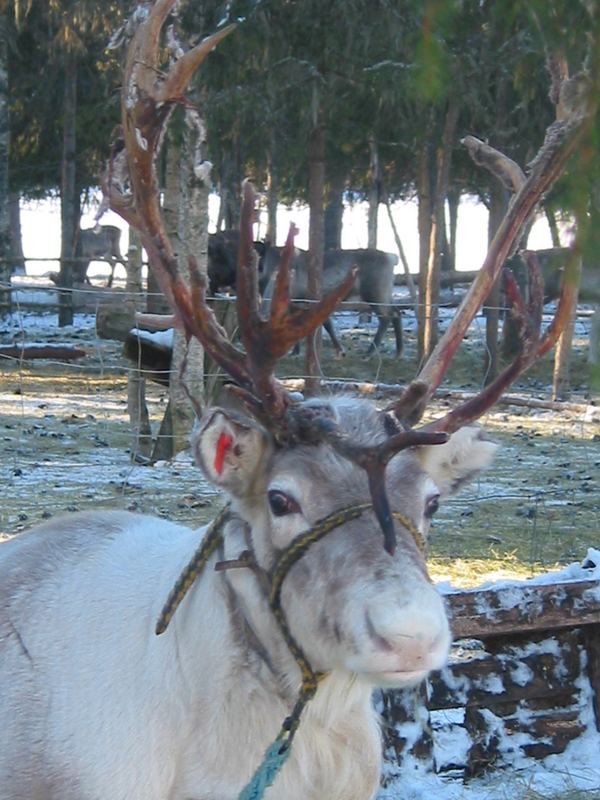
<box><xmin>429</xmin><ymin>630</ymin><xmax>581</xmax><ymax>711</ymax></box>
<box><xmin>96</xmin><ymin>302</ymin><xmax>137</xmax><ymax>341</ymax></box>
<box><xmin>134</xmin><ymin>311</ymin><xmax>176</xmax><ymax>331</ymax></box>
<box><xmin>444</xmin><ymin>578</ymin><xmax>600</xmax><ymax>640</ymax></box>
<box><xmin>505</xmin><ymin>708</ymin><xmax>585</xmax><ymax>759</ymax></box>
<box><xmin>380</xmin><ymin>684</ymin><xmax>433</xmax><ymax>773</ymax></box>
<box><xmin>464</xmin><ymin>705</ymin><xmax>584</xmax><ymax>777</ymax></box>
<box><xmin>583</xmin><ymin>623</ymin><xmax>600</xmax><ymax>731</ymax></box>
<box><xmin>0</xmin><ymin>345</ymin><xmax>87</xmax><ymax>361</ymax></box>
<box><xmin>122</xmin><ymin>332</ymin><xmax>172</xmax><ymax>386</ymax></box>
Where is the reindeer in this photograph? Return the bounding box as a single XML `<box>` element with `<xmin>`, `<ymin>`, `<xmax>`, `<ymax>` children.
<box><xmin>208</xmin><ymin>229</ymin><xmax>269</xmax><ymax>294</ymax></box>
<box><xmin>260</xmin><ymin>243</ymin><xmax>403</xmax><ymax>357</ymax></box>
<box><xmin>0</xmin><ymin>3</ymin><xmax>587</xmax><ymax>799</ymax></box>
<box><xmin>75</xmin><ymin>224</ymin><xmax>126</xmax><ymax>287</ymax></box>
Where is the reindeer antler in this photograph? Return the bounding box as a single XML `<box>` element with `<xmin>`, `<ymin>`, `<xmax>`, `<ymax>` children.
<box><xmin>229</xmin><ymin>182</ymin><xmax>356</xmax><ymax>430</ymax></box>
<box><xmin>105</xmin><ymin>2</ymin><xmax>356</xmax><ymax>439</ymax></box>
<box><xmin>386</xmin><ymin>73</ymin><xmax>592</xmax><ymax>434</ymax></box>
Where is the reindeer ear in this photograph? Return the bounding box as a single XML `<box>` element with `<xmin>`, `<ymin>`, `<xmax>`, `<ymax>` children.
<box><xmin>193</xmin><ymin>408</ymin><xmax>273</xmax><ymax>497</ymax></box>
<box><xmin>417</xmin><ymin>426</ymin><xmax>498</xmax><ymax>497</ymax></box>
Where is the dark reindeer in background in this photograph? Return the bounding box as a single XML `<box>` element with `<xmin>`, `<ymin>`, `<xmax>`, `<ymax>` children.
<box><xmin>75</xmin><ymin>224</ymin><xmax>126</xmax><ymax>287</ymax></box>
<box><xmin>260</xmin><ymin>243</ymin><xmax>403</xmax><ymax>356</ymax></box>
<box><xmin>0</xmin><ymin>2</ymin><xmax>588</xmax><ymax>799</ymax></box>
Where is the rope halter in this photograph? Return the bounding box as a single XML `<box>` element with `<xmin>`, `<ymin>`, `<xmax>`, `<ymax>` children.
<box><xmin>155</xmin><ymin>500</ymin><xmax>426</xmax><ymax>799</ymax></box>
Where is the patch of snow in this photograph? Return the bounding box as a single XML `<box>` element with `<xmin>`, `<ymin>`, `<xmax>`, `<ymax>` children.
<box><xmin>134</xmin><ymin>328</ymin><xmax>174</xmax><ymax>347</ymax></box>
<box><xmin>510</xmin><ymin>661</ymin><xmax>534</xmax><ymax>687</ymax></box>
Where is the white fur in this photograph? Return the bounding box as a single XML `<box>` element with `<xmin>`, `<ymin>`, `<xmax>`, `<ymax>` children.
<box><xmin>0</xmin><ymin>404</ymin><xmax>496</xmax><ymax>800</ymax></box>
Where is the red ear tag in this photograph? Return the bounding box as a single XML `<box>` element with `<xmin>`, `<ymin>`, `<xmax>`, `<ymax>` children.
<box><xmin>214</xmin><ymin>432</ymin><xmax>234</xmax><ymax>475</ymax></box>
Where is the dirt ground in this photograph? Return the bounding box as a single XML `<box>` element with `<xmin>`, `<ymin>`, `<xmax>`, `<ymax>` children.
<box><xmin>1</xmin><ymin>296</ymin><xmax>599</xmax><ymax>588</ymax></box>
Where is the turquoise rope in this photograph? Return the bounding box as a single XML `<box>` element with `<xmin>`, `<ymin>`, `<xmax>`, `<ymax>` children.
<box><xmin>238</xmin><ymin>736</ymin><xmax>291</xmax><ymax>800</ymax></box>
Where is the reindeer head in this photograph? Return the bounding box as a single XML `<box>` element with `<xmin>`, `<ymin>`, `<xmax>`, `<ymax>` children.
<box><xmin>192</xmin><ymin>395</ymin><xmax>500</xmax><ymax>686</ymax></box>
<box><xmin>106</xmin><ymin>0</ymin><xmax>579</xmax><ymax>688</ymax></box>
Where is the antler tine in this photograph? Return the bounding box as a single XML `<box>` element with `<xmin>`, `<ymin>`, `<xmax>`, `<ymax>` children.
<box><xmin>232</xmin><ymin>181</ymin><xmax>358</xmax><ymax>428</ymax></box>
<box><xmin>270</xmin><ymin>223</ymin><xmax>299</xmax><ymax>317</ymax></box>
<box><xmin>422</xmin><ymin>251</ymin><xmax>568</xmax><ymax>434</ymax></box>
<box><xmin>105</xmin><ymin>3</ymin><xmax>251</xmax><ymax>393</ymax></box>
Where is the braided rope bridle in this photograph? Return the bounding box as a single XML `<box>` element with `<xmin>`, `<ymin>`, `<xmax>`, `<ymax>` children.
<box><xmin>155</xmin><ymin>501</ymin><xmax>426</xmax><ymax>798</ymax></box>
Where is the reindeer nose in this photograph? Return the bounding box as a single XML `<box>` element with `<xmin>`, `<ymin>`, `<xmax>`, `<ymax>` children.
<box><xmin>365</xmin><ymin>596</ymin><xmax>450</xmax><ymax>672</ymax></box>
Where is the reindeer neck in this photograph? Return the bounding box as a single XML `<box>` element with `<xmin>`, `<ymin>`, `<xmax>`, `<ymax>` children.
<box><xmin>214</xmin><ymin>515</ymin><xmax>306</xmax><ymax>704</ymax></box>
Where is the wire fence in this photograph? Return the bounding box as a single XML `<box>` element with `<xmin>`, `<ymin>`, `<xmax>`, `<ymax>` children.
<box><xmin>1</xmin><ymin>278</ymin><xmax>598</xmax><ymax>583</ymax></box>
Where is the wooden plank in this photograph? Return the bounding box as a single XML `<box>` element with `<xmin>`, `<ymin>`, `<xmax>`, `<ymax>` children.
<box><xmin>444</xmin><ymin>579</ymin><xmax>600</xmax><ymax>640</ymax></box>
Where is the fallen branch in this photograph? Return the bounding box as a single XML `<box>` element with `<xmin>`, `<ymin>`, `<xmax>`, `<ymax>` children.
<box><xmin>0</xmin><ymin>345</ymin><xmax>87</xmax><ymax>361</ymax></box>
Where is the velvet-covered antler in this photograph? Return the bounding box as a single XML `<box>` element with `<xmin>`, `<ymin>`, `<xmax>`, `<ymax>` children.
<box><xmin>386</xmin><ymin>71</ymin><xmax>592</xmax><ymax>433</ymax></box>
<box><xmin>105</xmin><ymin>2</ymin><xmax>356</xmax><ymax>437</ymax></box>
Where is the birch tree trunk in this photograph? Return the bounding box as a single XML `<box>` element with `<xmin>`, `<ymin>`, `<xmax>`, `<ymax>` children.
<box><xmin>163</xmin><ymin>111</ymin><xmax>208</xmax><ymax>457</ymax></box>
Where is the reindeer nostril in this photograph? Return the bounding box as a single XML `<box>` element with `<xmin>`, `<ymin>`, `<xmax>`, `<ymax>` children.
<box><xmin>365</xmin><ymin>611</ymin><xmax>394</xmax><ymax>652</ymax></box>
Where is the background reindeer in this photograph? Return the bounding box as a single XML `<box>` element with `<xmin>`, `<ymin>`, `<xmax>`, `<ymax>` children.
<box><xmin>75</xmin><ymin>223</ymin><xmax>126</xmax><ymax>287</ymax></box>
<box><xmin>261</xmin><ymin>243</ymin><xmax>403</xmax><ymax>356</ymax></box>
<box><xmin>0</xmin><ymin>2</ymin><xmax>588</xmax><ymax>799</ymax></box>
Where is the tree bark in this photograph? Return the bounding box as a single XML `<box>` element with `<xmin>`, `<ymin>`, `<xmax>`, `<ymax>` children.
<box><xmin>324</xmin><ymin>172</ymin><xmax>344</xmax><ymax>250</ymax></box>
<box><xmin>367</xmin><ymin>135</ymin><xmax>380</xmax><ymax>249</ymax></box>
<box><xmin>484</xmin><ymin>180</ymin><xmax>508</xmax><ymax>383</ymax></box>
<box><xmin>0</xmin><ymin>11</ymin><xmax>9</xmax><ymax>315</ymax></box>
<box><xmin>217</xmin><ymin>126</ymin><xmax>242</xmax><ymax>231</ymax></box>
<box><xmin>552</xmin><ymin>252</ymin><xmax>581</xmax><ymax>400</ymax></box>
<box><xmin>58</xmin><ymin>57</ymin><xmax>78</xmax><ymax>328</ymax></box>
<box><xmin>305</xmin><ymin>98</ymin><xmax>325</xmax><ymax>396</ymax></box>
<box><xmin>266</xmin><ymin>131</ymin><xmax>278</xmax><ymax>244</ymax></box>
<box><xmin>446</xmin><ymin>188</ymin><xmax>459</xmax><ymax>273</ymax></box>
<box><xmin>385</xmin><ymin>197</ymin><xmax>417</xmax><ymax>311</ymax></box>
<box><xmin>545</xmin><ymin>205</ymin><xmax>562</xmax><ymax>247</ymax></box>
<box><xmin>421</xmin><ymin>100</ymin><xmax>459</xmax><ymax>360</ymax></box>
<box><xmin>126</xmin><ymin>226</ymin><xmax>153</xmax><ymax>461</ymax></box>
<box><xmin>164</xmin><ymin>109</ymin><xmax>208</xmax><ymax>457</ymax></box>
<box><xmin>9</xmin><ymin>191</ymin><xmax>25</xmax><ymax>275</ymax></box>
<box><xmin>417</xmin><ymin>132</ymin><xmax>433</xmax><ymax>362</ymax></box>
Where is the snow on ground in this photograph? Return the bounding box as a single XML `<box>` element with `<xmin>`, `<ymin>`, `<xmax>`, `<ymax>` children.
<box><xmin>2</xmin><ymin>299</ymin><xmax>599</xmax><ymax>799</ymax></box>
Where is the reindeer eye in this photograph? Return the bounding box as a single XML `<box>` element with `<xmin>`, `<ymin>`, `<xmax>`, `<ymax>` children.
<box><xmin>425</xmin><ymin>493</ymin><xmax>440</xmax><ymax>519</ymax></box>
<box><xmin>268</xmin><ymin>490</ymin><xmax>300</xmax><ymax>517</ymax></box>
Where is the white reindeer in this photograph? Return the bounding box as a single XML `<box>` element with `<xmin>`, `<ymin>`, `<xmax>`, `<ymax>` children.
<box><xmin>0</xmin><ymin>403</ymin><xmax>494</xmax><ymax>800</ymax></box>
<box><xmin>0</xmin><ymin>4</ymin><xmax>582</xmax><ymax>799</ymax></box>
